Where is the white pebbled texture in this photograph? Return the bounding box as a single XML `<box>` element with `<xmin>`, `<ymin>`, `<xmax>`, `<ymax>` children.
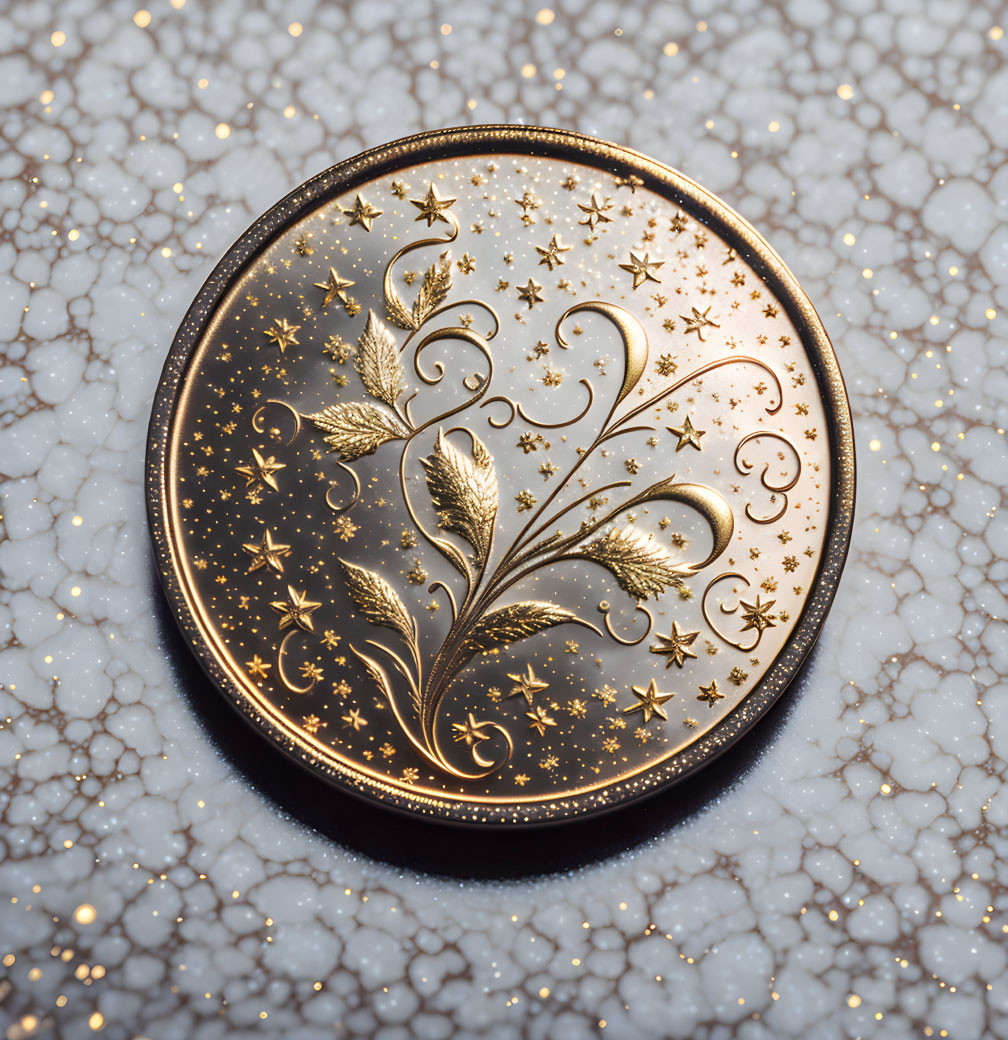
<box><xmin>1</xmin><ymin>1</ymin><xmax>1007</xmax><ymax>1038</ymax></box>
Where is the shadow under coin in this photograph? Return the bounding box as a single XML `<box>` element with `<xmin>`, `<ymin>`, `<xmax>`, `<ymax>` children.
<box><xmin>150</xmin><ymin>558</ymin><xmax>816</xmax><ymax>880</ymax></box>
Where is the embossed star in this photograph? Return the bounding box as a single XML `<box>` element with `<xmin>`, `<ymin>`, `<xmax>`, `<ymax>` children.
<box><xmin>342</xmin><ymin>708</ymin><xmax>367</xmax><ymax>730</ymax></box>
<box><xmin>680</xmin><ymin>305</ymin><xmax>720</xmax><ymax>340</ymax></box>
<box><xmin>624</xmin><ymin>679</ymin><xmax>674</xmax><ymax>723</ymax></box>
<box><xmin>619</xmin><ymin>251</ymin><xmax>664</xmax><ymax>289</ymax></box>
<box><xmin>739</xmin><ymin>595</ymin><xmax>777</xmax><ymax>633</ymax></box>
<box><xmin>516</xmin><ymin>278</ymin><xmax>544</xmax><ymax>309</ymax></box>
<box><xmin>270</xmin><ymin>586</ymin><xmax>321</xmax><ymax>632</ymax></box>
<box><xmin>234</xmin><ymin>449</ymin><xmax>285</xmax><ymax>491</ymax></box>
<box><xmin>313</xmin><ymin>267</ymin><xmax>355</xmax><ymax>309</ymax></box>
<box><xmin>410</xmin><ymin>182</ymin><xmax>456</xmax><ymax>226</ymax></box>
<box><xmin>667</xmin><ymin>415</ymin><xmax>705</xmax><ymax>451</ymax></box>
<box><xmin>650</xmin><ymin>620</ymin><xmax>699</xmax><ymax>669</ymax></box>
<box><xmin>452</xmin><ymin>712</ymin><xmax>493</xmax><ymax>747</ymax></box>
<box><xmin>243</xmin><ymin>529</ymin><xmax>292</xmax><ymax>574</ymax></box>
<box><xmin>246</xmin><ymin>654</ymin><xmax>271</xmax><ymax>679</ymax></box>
<box><xmin>577</xmin><ymin>194</ymin><xmax>614</xmax><ymax>229</ymax></box>
<box><xmin>535</xmin><ymin>233</ymin><xmax>572</xmax><ymax>271</ymax></box>
<box><xmin>507</xmin><ymin>664</ymin><xmax>549</xmax><ymax>705</ymax></box>
<box><xmin>342</xmin><ymin>193</ymin><xmax>382</xmax><ymax>231</ymax></box>
<box><xmin>697</xmin><ymin>679</ymin><xmax>724</xmax><ymax>707</ymax></box>
<box><xmin>264</xmin><ymin>317</ymin><xmax>300</xmax><ymax>353</ymax></box>
<box><xmin>526</xmin><ymin>705</ymin><xmax>557</xmax><ymax>736</ymax></box>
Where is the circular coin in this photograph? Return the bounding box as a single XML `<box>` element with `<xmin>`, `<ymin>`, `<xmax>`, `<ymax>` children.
<box><xmin>147</xmin><ymin>127</ymin><xmax>854</xmax><ymax>824</ymax></box>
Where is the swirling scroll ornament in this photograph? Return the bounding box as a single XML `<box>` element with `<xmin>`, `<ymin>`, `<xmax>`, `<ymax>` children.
<box><xmin>701</xmin><ymin>572</ymin><xmax>779</xmax><ymax>652</ymax></box>
<box><xmin>734</xmin><ymin>431</ymin><xmax>801</xmax><ymax>524</ymax></box>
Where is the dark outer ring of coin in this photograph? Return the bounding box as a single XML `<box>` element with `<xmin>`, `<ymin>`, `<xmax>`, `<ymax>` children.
<box><xmin>146</xmin><ymin>125</ymin><xmax>855</xmax><ymax>826</ymax></box>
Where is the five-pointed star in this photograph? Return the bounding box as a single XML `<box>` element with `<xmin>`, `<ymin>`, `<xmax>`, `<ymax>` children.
<box><xmin>410</xmin><ymin>182</ymin><xmax>457</xmax><ymax>226</ymax></box>
<box><xmin>342</xmin><ymin>708</ymin><xmax>367</xmax><ymax>730</ymax></box>
<box><xmin>243</xmin><ymin>529</ymin><xmax>292</xmax><ymax>574</ymax></box>
<box><xmin>577</xmin><ymin>194</ymin><xmax>614</xmax><ymax>228</ymax></box>
<box><xmin>452</xmin><ymin>712</ymin><xmax>492</xmax><ymax>747</ymax></box>
<box><xmin>680</xmin><ymin>304</ymin><xmax>720</xmax><ymax>341</ymax></box>
<box><xmin>535</xmin><ymin>233</ymin><xmax>572</xmax><ymax>271</ymax></box>
<box><xmin>264</xmin><ymin>317</ymin><xmax>300</xmax><ymax>353</ymax></box>
<box><xmin>526</xmin><ymin>705</ymin><xmax>557</xmax><ymax>736</ymax></box>
<box><xmin>697</xmin><ymin>679</ymin><xmax>724</xmax><ymax>707</ymax></box>
<box><xmin>619</xmin><ymin>251</ymin><xmax>664</xmax><ymax>289</ymax></box>
<box><xmin>234</xmin><ymin>448</ymin><xmax>285</xmax><ymax>491</ymax></box>
<box><xmin>649</xmin><ymin>620</ymin><xmax>700</xmax><ymax>669</ymax></box>
<box><xmin>313</xmin><ymin>267</ymin><xmax>355</xmax><ymax>309</ymax></box>
<box><xmin>667</xmin><ymin>414</ymin><xmax>705</xmax><ymax>451</ymax></box>
<box><xmin>739</xmin><ymin>595</ymin><xmax>777</xmax><ymax>633</ymax></box>
<box><xmin>342</xmin><ymin>193</ymin><xmax>383</xmax><ymax>231</ymax></box>
<box><xmin>624</xmin><ymin>679</ymin><xmax>675</xmax><ymax>723</ymax></box>
<box><xmin>270</xmin><ymin>586</ymin><xmax>321</xmax><ymax>632</ymax></box>
<box><xmin>507</xmin><ymin>664</ymin><xmax>549</xmax><ymax>705</ymax></box>
<box><xmin>516</xmin><ymin>278</ymin><xmax>544</xmax><ymax>309</ymax></box>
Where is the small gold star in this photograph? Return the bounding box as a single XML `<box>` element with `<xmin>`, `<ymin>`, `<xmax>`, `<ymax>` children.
<box><xmin>342</xmin><ymin>708</ymin><xmax>367</xmax><ymax>730</ymax></box>
<box><xmin>526</xmin><ymin>705</ymin><xmax>557</xmax><ymax>736</ymax></box>
<box><xmin>313</xmin><ymin>267</ymin><xmax>355</xmax><ymax>310</ymax></box>
<box><xmin>507</xmin><ymin>664</ymin><xmax>549</xmax><ymax>705</ymax></box>
<box><xmin>650</xmin><ymin>621</ymin><xmax>699</xmax><ymax>668</ymax></box>
<box><xmin>535</xmin><ymin>233</ymin><xmax>572</xmax><ymax>271</ymax></box>
<box><xmin>342</xmin><ymin>193</ymin><xmax>382</xmax><ymax>231</ymax></box>
<box><xmin>667</xmin><ymin>415</ymin><xmax>705</xmax><ymax>451</ymax></box>
<box><xmin>697</xmin><ymin>679</ymin><xmax>724</xmax><ymax>707</ymax></box>
<box><xmin>680</xmin><ymin>305</ymin><xmax>720</xmax><ymax>340</ymax></box>
<box><xmin>243</xmin><ymin>529</ymin><xmax>292</xmax><ymax>574</ymax></box>
<box><xmin>264</xmin><ymin>317</ymin><xmax>300</xmax><ymax>353</ymax></box>
<box><xmin>234</xmin><ymin>449</ymin><xmax>285</xmax><ymax>491</ymax></box>
<box><xmin>452</xmin><ymin>712</ymin><xmax>492</xmax><ymax>747</ymax></box>
<box><xmin>516</xmin><ymin>278</ymin><xmax>544</xmax><ymax>309</ymax></box>
<box><xmin>577</xmin><ymin>193</ymin><xmax>613</xmax><ymax>228</ymax></box>
<box><xmin>270</xmin><ymin>586</ymin><xmax>321</xmax><ymax>632</ymax></box>
<box><xmin>625</xmin><ymin>678</ymin><xmax>674</xmax><ymax>723</ymax></box>
<box><xmin>619</xmin><ymin>251</ymin><xmax>663</xmax><ymax>289</ymax></box>
<box><xmin>302</xmin><ymin>713</ymin><xmax>326</xmax><ymax>735</ymax></box>
<box><xmin>410</xmin><ymin>182</ymin><xmax>456</xmax><ymax>226</ymax></box>
<box><xmin>739</xmin><ymin>595</ymin><xmax>777</xmax><ymax>633</ymax></box>
<box><xmin>246</xmin><ymin>654</ymin><xmax>271</xmax><ymax>679</ymax></box>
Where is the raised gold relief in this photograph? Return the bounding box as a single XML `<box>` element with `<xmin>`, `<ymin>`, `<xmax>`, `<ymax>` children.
<box><xmin>149</xmin><ymin>128</ymin><xmax>853</xmax><ymax>823</ymax></box>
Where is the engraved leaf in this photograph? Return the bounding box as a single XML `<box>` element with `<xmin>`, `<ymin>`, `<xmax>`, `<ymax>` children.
<box><xmin>354</xmin><ymin>309</ymin><xmax>404</xmax><ymax>406</ymax></box>
<box><xmin>385</xmin><ymin>283</ymin><xmax>415</xmax><ymax>331</ymax></box>
<box><xmin>306</xmin><ymin>401</ymin><xmax>408</xmax><ymax>461</ymax></box>
<box><xmin>412</xmin><ymin>251</ymin><xmax>452</xmax><ymax>328</ymax></box>
<box><xmin>574</xmin><ymin>526</ymin><xmax>686</xmax><ymax>601</ymax></box>
<box><xmin>460</xmin><ymin>601</ymin><xmax>585</xmax><ymax>659</ymax></box>
<box><xmin>419</xmin><ymin>428</ymin><xmax>498</xmax><ymax>560</ymax></box>
<box><xmin>339</xmin><ymin>558</ymin><xmax>415</xmax><ymax>645</ymax></box>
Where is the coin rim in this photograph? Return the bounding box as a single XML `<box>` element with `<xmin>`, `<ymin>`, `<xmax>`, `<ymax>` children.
<box><xmin>146</xmin><ymin>125</ymin><xmax>855</xmax><ymax>826</ymax></box>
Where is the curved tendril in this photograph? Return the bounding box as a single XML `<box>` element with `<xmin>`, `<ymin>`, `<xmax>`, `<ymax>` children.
<box><xmin>324</xmin><ymin>463</ymin><xmax>362</xmax><ymax>514</ymax></box>
<box><xmin>276</xmin><ymin>631</ymin><xmax>317</xmax><ymax>694</ymax></box>
<box><xmin>406</xmin><ymin>333</ymin><xmax>494</xmax><ymax>436</ymax></box>
<box><xmin>427</xmin><ymin>580</ymin><xmax>458</xmax><ymax>623</ymax></box>
<box><xmin>602</xmin><ymin>604</ymin><xmax>655</xmax><ymax>646</ymax></box>
<box><xmin>430</xmin><ymin>713</ymin><xmax>513</xmax><ymax>780</ymax></box>
<box><xmin>382</xmin><ymin>214</ymin><xmax>459</xmax><ymax>323</ymax></box>
<box><xmin>252</xmin><ymin>399</ymin><xmax>301</xmax><ymax>445</ymax></box>
<box><xmin>734</xmin><ymin>431</ymin><xmax>801</xmax><ymax>525</ymax></box>
<box><xmin>701</xmin><ymin>572</ymin><xmax>762</xmax><ymax>652</ymax></box>
<box><xmin>397</xmin><ymin>299</ymin><xmax>500</xmax><ymax>347</ymax></box>
<box><xmin>478</xmin><ymin>378</ymin><xmax>595</xmax><ymax>431</ymax></box>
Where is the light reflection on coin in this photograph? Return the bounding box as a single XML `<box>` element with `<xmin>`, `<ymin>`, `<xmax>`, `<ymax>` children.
<box><xmin>147</xmin><ymin>127</ymin><xmax>853</xmax><ymax>824</ymax></box>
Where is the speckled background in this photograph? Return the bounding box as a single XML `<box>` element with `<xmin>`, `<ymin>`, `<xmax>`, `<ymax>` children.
<box><xmin>1</xmin><ymin>1</ymin><xmax>1007</xmax><ymax>1038</ymax></box>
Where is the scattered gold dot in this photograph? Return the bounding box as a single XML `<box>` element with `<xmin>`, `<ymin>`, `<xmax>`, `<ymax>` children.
<box><xmin>40</xmin><ymin>89</ymin><xmax>54</xmax><ymax>104</ymax></box>
<box><xmin>663</xmin><ymin>41</ymin><xmax>679</xmax><ymax>55</ymax></box>
<box><xmin>880</xmin><ymin>782</ymin><xmax>892</xmax><ymax>793</ymax></box>
<box><xmin>73</xmin><ymin>904</ymin><xmax>95</xmax><ymax>924</ymax></box>
<box><xmin>768</xmin><ymin>120</ymin><xmax>780</xmax><ymax>132</ymax></box>
<box><xmin>214</xmin><ymin>123</ymin><xmax>231</xmax><ymax>139</ymax></box>
<box><xmin>889</xmin><ymin>331</ymin><xmax>898</xmax><ymax>340</ymax></box>
<box><xmin>51</xmin><ymin>30</ymin><xmax>66</xmax><ymax>46</ymax></box>
<box><xmin>929</xmin><ymin>314</ymin><xmax>939</xmax><ymax>324</ymax></box>
<box><xmin>521</xmin><ymin>63</ymin><xmax>536</xmax><ymax>78</ymax></box>
<box><xmin>88</xmin><ymin>1012</ymin><xmax>104</xmax><ymax>1030</ymax></box>
<box><xmin>172</xmin><ymin>182</ymin><xmax>183</xmax><ymax>193</ymax></box>
<box><xmin>862</xmin><ymin>268</ymin><xmax>873</xmax><ymax>279</ymax></box>
<box><xmin>828</xmin><ymin>909</ymin><xmax>839</xmax><ymax>921</ymax></box>
<box><xmin>837</xmin><ymin>83</ymin><xmax>853</xmax><ymax>100</ymax></box>
<box><xmin>848</xmin><ymin>994</ymin><xmax>862</xmax><ymax>1008</ymax></box>
<box><xmin>868</xmin><ymin>439</ymin><xmax>881</xmax><ymax>452</ymax></box>
<box><xmin>842</xmin><ymin>232</ymin><xmax>855</xmax><ymax>245</ymax></box>
<box><xmin>259</xmin><ymin>1011</ymin><xmax>268</xmax><ymax>1020</ymax></box>
<box><xmin>696</xmin><ymin>20</ymin><xmax>708</xmax><ymax>31</ymax></box>
<box><xmin>986</xmin><ymin>307</ymin><xmax>996</xmax><ymax>320</ymax></box>
<box><xmin>990</xmin><ymin>25</ymin><xmax>1004</xmax><ymax>40</ymax></box>
<box><xmin>2</xmin><ymin>954</ymin><xmax>14</xmax><ymax>967</ymax></box>
<box><xmin>539</xmin><ymin>987</ymin><xmax>550</xmax><ymax>999</ymax></box>
<box><xmin>133</xmin><ymin>9</ymin><xmax>151</xmax><ymax>28</ymax></box>
<box><xmin>21</xmin><ymin>1015</ymin><xmax>39</xmax><ymax>1032</ymax></box>
<box><xmin>197</xmin><ymin>78</ymin><xmax>208</xmax><ymax>89</ymax></box>
<box><xmin>948</xmin><ymin>265</ymin><xmax>959</xmax><ymax>276</ymax></box>
<box><xmin>467</xmin><ymin>98</ymin><xmax>477</xmax><ymax>110</ymax></box>
<box><xmin>554</xmin><ymin>68</ymin><xmax>565</xmax><ymax>79</ymax></box>
<box><xmin>170</xmin><ymin>0</ymin><xmax>185</xmax><ymax>7</ymax></box>
<box><xmin>288</xmin><ymin>21</ymin><xmax>302</xmax><ymax>37</ymax></box>
<box><xmin>930</xmin><ymin>442</ymin><xmax>940</xmax><ymax>452</ymax></box>
<box><xmin>536</xmin><ymin>9</ymin><xmax>555</xmax><ymax>25</ymax></box>
<box><xmin>70</xmin><ymin>586</ymin><xmax>81</xmax><ymax>597</ymax></box>
<box><xmin>67</xmin><ymin>229</ymin><xmax>79</xmax><ymax>241</ymax></box>
<box><xmin>440</xmin><ymin>22</ymin><xmax>452</xmax><ymax>34</ymax></box>
<box><xmin>283</xmin><ymin>105</ymin><xmax>296</xmax><ymax>118</ymax></box>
